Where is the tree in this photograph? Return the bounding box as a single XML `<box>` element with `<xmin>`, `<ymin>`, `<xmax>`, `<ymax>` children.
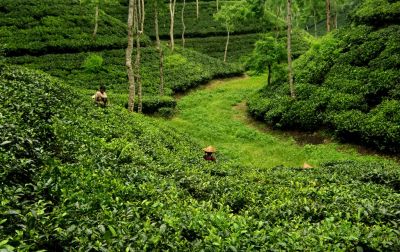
<box><xmin>126</xmin><ymin>0</ymin><xmax>136</xmax><ymax>112</ymax></box>
<box><xmin>80</xmin><ymin>0</ymin><xmax>118</xmax><ymax>38</ymax></box>
<box><xmin>247</xmin><ymin>36</ymin><xmax>285</xmax><ymax>86</ymax></box>
<box><xmin>135</xmin><ymin>0</ymin><xmax>145</xmax><ymax>113</ymax></box>
<box><xmin>214</xmin><ymin>2</ymin><xmax>250</xmax><ymax>62</ymax></box>
<box><xmin>287</xmin><ymin>0</ymin><xmax>295</xmax><ymax>98</ymax></box>
<box><xmin>152</xmin><ymin>0</ymin><xmax>165</xmax><ymax>96</ymax></box>
<box><xmin>326</xmin><ymin>0</ymin><xmax>331</xmax><ymax>32</ymax></box>
<box><xmin>309</xmin><ymin>0</ymin><xmax>324</xmax><ymax>36</ymax></box>
<box><xmin>196</xmin><ymin>0</ymin><xmax>200</xmax><ymax>19</ymax></box>
<box><xmin>169</xmin><ymin>0</ymin><xmax>177</xmax><ymax>51</ymax></box>
<box><xmin>182</xmin><ymin>0</ymin><xmax>186</xmax><ymax>48</ymax></box>
<box><xmin>125</xmin><ymin>0</ymin><xmax>145</xmax><ymax>113</ymax></box>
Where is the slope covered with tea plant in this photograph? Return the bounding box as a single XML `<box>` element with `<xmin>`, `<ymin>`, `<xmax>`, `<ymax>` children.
<box><xmin>1</xmin><ymin>0</ymin><xmax>244</xmax><ymax>114</ymax></box>
<box><xmin>248</xmin><ymin>0</ymin><xmax>400</xmax><ymax>154</ymax></box>
<box><xmin>1</xmin><ymin>63</ymin><xmax>400</xmax><ymax>251</ymax></box>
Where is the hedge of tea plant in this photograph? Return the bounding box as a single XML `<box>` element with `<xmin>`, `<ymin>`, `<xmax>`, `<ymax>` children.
<box><xmin>1</xmin><ymin>63</ymin><xmax>400</xmax><ymax>251</ymax></box>
<box><xmin>5</xmin><ymin>45</ymin><xmax>242</xmax><ymax>113</ymax></box>
<box><xmin>248</xmin><ymin>0</ymin><xmax>400</xmax><ymax>154</ymax></box>
<box><xmin>110</xmin><ymin>0</ymin><xmax>263</xmax><ymax>38</ymax></box>
<box><xmin>0</xmin><ymin>0</ymin><xmax>142</xmax><ymax>56</ymax></box>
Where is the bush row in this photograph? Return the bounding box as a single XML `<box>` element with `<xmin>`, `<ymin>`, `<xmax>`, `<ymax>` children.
<box><xmin>0</xmin><ymin>0</ymin><xmax>137</xmax><ymax>56</ymax></box>
<box><xmin>350</xmin><ymin>0</ymin><xmax>400</xmax><ymax>27</ymax></box>
<box><xmin>2</xmin><ymin>70</ymin><xmax>400</xmax><ymax>250</ymax></box>
<box><xmin>6</xmin><ymin>45</ymin><xmax>242</xmax><ymax>113</ymax></box>
<box><xmin>2</xmin><ymin>65</ymin><xmax>400</xmax><ymax>250</ymax></box>
<box><xmin>110</xmin><ymin>1</ymin><xmax>264</xmax><ymax>38</ymax></box>
<box><xmin>248</xmin><ymin>24</ymin><xmax>400</xmax><ymax>153</ymax></box>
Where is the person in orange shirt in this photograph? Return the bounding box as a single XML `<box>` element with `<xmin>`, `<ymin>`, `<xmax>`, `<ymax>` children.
<box><xmin>93</xmin><ymin>85</ymin><xmax>108</xmax><ymax>107</ymax></box>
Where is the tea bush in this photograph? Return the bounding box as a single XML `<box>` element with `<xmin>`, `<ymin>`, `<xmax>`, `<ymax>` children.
<box><xmin>351</xmin><ymin>0</ymin><xmax>400</xmax><ymax>26</ymax></box>
<box><xmin>0</xmin><ymin>0</ymin><xmax>145</xmax><ymax>56</ymax></box>
<box><xmin>1</xmin><ymin>63</ymin><xmax>400</xmax><ymax>251</ymax></box>
<box><xmin>248</xmin><ymin>3</ymin><xmax>400</xmax><ymax>153</ymax></box>
<box><xmin>6</xmin><ymin>46</ymin><xmax>242</xmax><ymax>114</ymax></box>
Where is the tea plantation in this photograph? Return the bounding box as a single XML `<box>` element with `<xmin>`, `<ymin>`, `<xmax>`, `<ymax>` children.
<box><xmin>1</xmin><ymin>0</ymin><xmax>400</xmax><ymax>250</ymax></box>
<box><xmin>249</xmin><ymin>0</ymin><xmax>400</xmax><ymax>154</ymax></box>
<box><xmin>1</xmin><ymin>63</ymin><xmax>400</xmax><ymax>251</ymax></box>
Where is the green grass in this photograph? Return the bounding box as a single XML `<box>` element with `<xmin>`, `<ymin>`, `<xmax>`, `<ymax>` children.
<box><xmin>166</xmin><ymin>75</ymin><xmax>394</xmax><ymax>168</ymax></box>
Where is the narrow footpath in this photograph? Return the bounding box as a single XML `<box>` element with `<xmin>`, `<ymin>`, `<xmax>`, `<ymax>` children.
<box><xmin>166</xmin><ymin>75</ymin><xmax>386</xmax><ymax>169</ymax></box>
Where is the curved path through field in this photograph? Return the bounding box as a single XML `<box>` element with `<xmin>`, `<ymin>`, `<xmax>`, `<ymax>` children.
<box><xmin>167</xmin><ymin>75</ymin><xmax>384</xmax><ymax>169</ymax></box>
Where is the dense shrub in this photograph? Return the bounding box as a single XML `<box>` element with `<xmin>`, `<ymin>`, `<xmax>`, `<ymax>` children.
<box><xmin>0</xmin><ymin>64</ymin><xmax>68</xmax><ymax>185</ymax></box>
<box><xmin>249</xmin><ymin>18</ymin><xmax>400</xmax><ymax>153</ymax></box>
<box><xmin>0</xmin><ymin>0</ymin><xmax>152</xmax><ymax>56</ymax></box>
<box><xmin>351</xmin><ymin>0</ymin><xmax>400</xmax><ymax>26</ymax></box>
<box><xmin>82</xmin><ymin>53</ymin><xmax>104</xmax><ymax>73</ymax></box>
<box><xmin>2</xmin><ymin>64</ymin><xmax>400</xmax><ymax>251</ymax></box>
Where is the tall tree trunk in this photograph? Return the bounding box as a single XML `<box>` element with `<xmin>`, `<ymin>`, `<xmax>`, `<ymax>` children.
<box><xmin>126</xmin><ymin>0</ymin><xmax>135</xmax><ymax>112</ymax></box>
<box><xmin>181</xmin><ymin>0</ymin><xmax>186</xmax><ymax>48</ymax></box>
<box><xmin>93</xmin><ymin>4</ymin><xmax>99</xmax><ymax>38</ymax></box>
<box><xmin>287</xmin><ymin>0</ymin><xmax>295</xmax><ymax>98</ymax></box>
<box><xmin>196</xmin><ymin>0</ymin><xmax>199</xmax><ymax>19</ymax></box>
<box><xmin>275</xmin><ymin>6</ymin><xmax>282</xmax><ymax>38</ymax></box>
<box><xmin>333</xmin><ymin>0</ymin><xmax>338</xmax><ymax>29</ymax></box>
<box><xmin>267</xmin><ymin>64</ymin><xmax>272</xmax><ymax>86</ymax></box>
<box><xmin>326</xmin><ymin>0</ymin><xmax>331</xmax><ymax>32</ymax></box>
<box><xmin>154</xmin><ymin>1</ymin><xmax>165</xmax><ymax>96</ymax></box>
<box><xmin>216</xmin><ymin>0</ymin><xmax>219</xmax><ymax>11</ymax></box>
<box><xmin>224</xmin><ymin>28</ymin><xmax>230</xmax><ymax>63</ymax></box>
<box><xmin>169</xmin><ymin>0</ymin><xmax>176</xmax><ymax>51</ymax></box>
<box><xmin>313</xmin><ymin>9</ymin><xmax>317</xmax><ymax>37</ymax></box>
<box><xmin>135</xmin><ymin>0</ymin><xmax>145</xmax><ymax>113</ymax></box>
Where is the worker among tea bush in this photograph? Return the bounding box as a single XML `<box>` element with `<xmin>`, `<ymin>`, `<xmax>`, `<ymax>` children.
<box><xmin>93</xmin><ymin>85</ymin><xmax>108</xmax><ymax>107</ymax></box>
<box><xmin>203</xmin><ymin>146</ymin><xmax>216</xmax><ymax>162</ymax></box>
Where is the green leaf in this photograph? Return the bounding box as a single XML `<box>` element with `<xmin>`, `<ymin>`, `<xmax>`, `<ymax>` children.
<box><xmin>108</xmin><ymin>225</ymin><xmax>117</xmax><ymax>237</ymax></box>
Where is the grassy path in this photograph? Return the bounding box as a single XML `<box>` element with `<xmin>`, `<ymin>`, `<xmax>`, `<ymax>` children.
<box><xmin>166</xmin><ymin>75</ymin><xmax>386</xmax><ymax>169</ymax></box>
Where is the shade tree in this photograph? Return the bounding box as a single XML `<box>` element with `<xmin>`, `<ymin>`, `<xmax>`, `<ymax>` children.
<box><xmin>80</xmin><ymin>0</ymin><xmax>119</xmax><ymax>38</ymax></box>
<box><xmin>214</xmin><ymin>1</ymin><xmax>251</xmax><ymax>62</ymax></box>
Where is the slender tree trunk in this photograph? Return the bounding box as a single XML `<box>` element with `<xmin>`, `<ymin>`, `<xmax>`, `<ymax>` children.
<box><xmin>181</xmin><ymin>0</ymin><xmax>186</xmax><ymax>48</ymax></box>
<box><xmin>275</xmin><ymin>6</ymin><xmax>281</xmax><ymax>38</ymax></box>
<box><xmin>93</xmin><ymin>4</ymin><xmax>99</xmax><ymax>38</ymax></box>
<box><xmin>267</xmin><ymin>64</ymin><xmax>272</xmax><ymax>86</ymax></box>
<box><xmin>126</xmin><ymin>0</ymin><xmax>135</xmax><ymax>112</ymax></box>
<box><xmin>287</xmin><ymin>0</ymin><xmax>295</xmax><ymax>98</ymax></box>
<box><xmin>154</xmin><ymin>1</ymin><xmax>165</xmax><ymax>96</ymax></box>
<box><xmin>196</xmin><ymin>0</ymin><xmax>199</xmax><ymax>19</ymax></box>
<box><xmin>135</xmin><ymin>0</ymin><xmax>145</xmax><ymax>113</ymax></box>
<box><xmin>224</xmin><ymin>28</ymin><xmax>230</xmax><ymax>63</ymax></box>
<box><xmin>169</xmin><ymin>0</ymin><xmax>176</xmax><ymax>51</ymax></box>
<box><xmin>334</xmin><ymin>0</ymin><xmax>338</xmax><ymax>29</ymax></box>
<box><xmin>313</xmin><ymin>9</ymin><xmax>317</xmax><ymax>37</ymax></box>
<box><xmin>216</xmin><ymin>0</ymin><xmax>219</xmax><ymax>11</ymax></box>
<box><xmin>326</xmin><ymin>0</ymin><xmax>331</xmax><ymax>32</ymax></box>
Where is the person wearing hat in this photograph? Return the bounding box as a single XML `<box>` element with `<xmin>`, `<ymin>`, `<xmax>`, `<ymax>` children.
<box><xmin>203</xmin><ymin>146</ymin><xmax>216</xmax><ymax>162</ymax></box>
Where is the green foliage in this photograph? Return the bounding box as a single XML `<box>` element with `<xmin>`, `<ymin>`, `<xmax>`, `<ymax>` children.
<box><xmin>245</xmin><ymin>35</ymin><xmax>285</xmax><ymax>74</ymax></box>
<box><xmin>214</xmin><ymin>1</ymin><xmax>252</xmax><ymax>33</ymax></box>
<box><xmin>0</xmin><ymin>0</ymin><xmax>137</xmax><ymax>56</ymax></box>
<box><xmin>5</xmin><ymin>45</ymin><xmax>242</xmax><ymax>113</ymax></box>
<box><xmin>249</xmin><ymin>20</ymin><xmax>400</xmax><ymax>153</ymax></box>
<box><xmin>108</xmin><ymin>1</ymin><xmax>263</xmax><ymax>38</ymax></box>
<box><xmin>351</xmin><ymin>0</ymin><xmax>400</xmax><ymax>26</ymax></box>
<box><xmin>2</xmin><ymin>63</ymin><xmax>400</xmax><ymax>251</ymax></box>
<box><xmin>0</xmin><ymin>65</ymin><xmax>69</xmax><ymax>185</ymax></box>
<box><xmin>177</xmin><ymin>34</ymin><xmax>260</xmax><ymax>63</ymax></box>
<box><xmin>82</xmin><ymin>53</ymin><xmax>104</xmax><ymax>73</ymax></box>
